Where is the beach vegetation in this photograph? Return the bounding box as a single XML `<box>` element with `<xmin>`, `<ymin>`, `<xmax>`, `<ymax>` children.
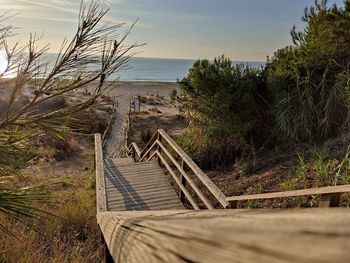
<box><xmin>178</xmin><ymin>0</ymin><xmax>350</xmax><ymax>169</ymax></box>
<box><xmin>170</xmin><ymin>88</ymin><xmax>178</xmax><ymax>101</ymax></box>
<box><xmin>177</xmin><ymin>55</ymin><xmax>272</xmax><ymax>168</ymax></box>
<box><xmin>266</xmin><ymin>0</ymin><xmax>350</xmax><ymax>143</ymax></box>
<box><xmin>0</xmin><ymin>1</ymin><xmax>139</xmax><ymax>234</ymax></box>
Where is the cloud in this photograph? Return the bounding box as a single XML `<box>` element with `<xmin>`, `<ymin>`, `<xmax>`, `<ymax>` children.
<box><xmin>18</xmin><ymin>0</ymin><xmax>79</xmax><ymax>15</ymax></box>
<box><xmin>3</xmin><ymin>0</ymin><xmax>146</xmax><ymax>26</ymax></box>
<box><xmin>100</xmin><ymin>0</ymin><xmax>125</xmax><ymax>5</ymax></box>
<box><xmin>19</xmin><ymin>14</ymin><xmax>77</xmax><ymax>23</ymax></box>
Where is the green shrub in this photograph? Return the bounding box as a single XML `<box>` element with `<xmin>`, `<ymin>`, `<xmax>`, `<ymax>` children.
<box><xmin>170</xmin><ymin>89</ymin><xmax>178</xmax><ymax>101</ymax></box>
<box><xmin>266</xmin><ymin>0</ymin><xmax>350</xmax><ymax>143</ymax></box>
<box><xmin>177</xmin><ymin>56</ymin><xmax>272</xmax><ymax>168</ymax></box>
<box><xmin>140</xmin><ymin>129</ymin><xmax>153</xmax><ymax>146</ymax></box>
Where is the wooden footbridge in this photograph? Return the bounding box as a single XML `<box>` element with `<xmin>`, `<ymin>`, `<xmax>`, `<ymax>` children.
<box><xmin>95</xmin><ymin>129</ymin><xmax>350</xmax><ymax>263</ymax></box>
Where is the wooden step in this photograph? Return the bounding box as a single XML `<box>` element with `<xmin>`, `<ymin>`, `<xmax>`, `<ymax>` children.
<box><xmin>103</xmin><ymin>160</ymin><xmax>184</xmax><ymax>211</ymax></box>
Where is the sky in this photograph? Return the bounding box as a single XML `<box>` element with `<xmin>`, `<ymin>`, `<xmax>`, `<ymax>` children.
<box><xmin>0</xmin><ymin>0</ymin><xmax>345</xmax><ymax>61</ymax></box>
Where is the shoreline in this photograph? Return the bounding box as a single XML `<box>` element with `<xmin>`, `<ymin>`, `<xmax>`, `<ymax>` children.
<box><xmin>118</xmin><ymin>80</ymin><xmax>178</xmax><ymax>85</ymax></box>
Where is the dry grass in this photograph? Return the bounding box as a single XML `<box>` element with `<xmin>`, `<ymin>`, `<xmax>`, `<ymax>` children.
<box><xmin>0</xmin><ymin>138</ymin><xmax>103</xmax><ymax>263</ymax></box>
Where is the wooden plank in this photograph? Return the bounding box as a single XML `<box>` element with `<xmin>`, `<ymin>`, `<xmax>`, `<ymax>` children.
<box><xmin>106</xmin><ymin>185</ymin><xmax>175</xmax><ymax>195</ymax></box>
<box><xmin>227</xmin><ymin>185</ymin><xmax>350</xmax><ymax>202</ymax></box>
<box><xmin>97</xmin><ymin>208</ymin><xmax>350</xmax><ymax>263</ymax></box>
<box><xmin>106</xmin><ymin>184</ymin><xmax>176</xmax><ymax>194</ymax></box>
<box><xmin>158</xmin><ymin>129</ymin><xmax>228</xmax><ymax>208</ymax></box>
<box><xmin>108</xmin><ymin>200</ymin><xmax>184</xmax><ymax>211</ymax></box>
<box><xmin>105</xmin><ymin>168</ymin><xmax>165</xmax><ymax>175</ymax></box>
<box><xmin>95</xmin><ymin>133</ymin><xmax>107</xmax><ymax>212</ymax></box>
<box><xmin>106</xmin><ymin>183</ymin><xmax>181</xmax><ymax>202</ymax></box>
<box><xmin>105</xmin><ymin>170</ymin><xmax>166</xmax><ymax>178</ymax></box>
<box><xmin>108</xmin><ymin>194</ymin><xmax>185</xmax><ymax>206</ymax></box>
<box><xmin>105</xmin><ymin>176</ymin><xmax>169</xmax><ymax>187</ymax></box>
<box><xmin>105</xmin><ymin>181</ymin><xmax>172</xmax><ymax>191</ymax></box>
<box><xmin>110</xmin><ymin>160</ymin><xmax>157</xmax><ymax>165</ymax></box>
<box><xmin>108</xmin><ymin>201</ymin><xmax>183</xmax><ymax>211</ymax></box>
<box><xmin>106</xmin><ymin>184</ymin><xmax>174</xmax><ymax>193</ymax></box>
<box><xmin>107</xmin><ymin>189</ymin><xmax>181</xmax><ymax>202</ymax></box>
<box><xmin>106</xmin><ymin>161</ymin><xmax>157</xmax><ymax>168</ymax></box>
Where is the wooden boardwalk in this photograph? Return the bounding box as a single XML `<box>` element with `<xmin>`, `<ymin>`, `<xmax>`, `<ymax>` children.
<box><xmin>104</xmin><ymin>158</ymin><xmax>184</xmax><ymax>211</ymax></box>
<box><xmin>95</xmin><ymin>132</ymin><xmax>350</xmax><ymax>263</ymax></box>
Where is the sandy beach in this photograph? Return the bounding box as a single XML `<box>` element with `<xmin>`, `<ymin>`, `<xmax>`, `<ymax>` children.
<box><xmin>101</xmin><ymin>81</ymin><xmax>179</xmax><ymax>157</ymax></box>
<box><xmin>0</xmin><ymin>79</ymin><xmax>179</xmax><ymax>158</ymax></box>
<box><xmin>108</xmin><ymin>81</ymin><xmax>179</xmax><ymax>99</ymax></box>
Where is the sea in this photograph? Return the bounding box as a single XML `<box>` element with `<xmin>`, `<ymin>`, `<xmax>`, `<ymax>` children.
<box><xmin>0</xmin><ymin>52</ymin><xmax>264</xmax><ymax>82</ymax></box>
<box><xmin>118</xmin><ymin>57</ymin><xmax>264</xmax><ymax>82</ymax></box>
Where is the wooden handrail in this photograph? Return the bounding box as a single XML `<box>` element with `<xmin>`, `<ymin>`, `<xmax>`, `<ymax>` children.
<box><xmin>226</xmin><ymin>184</ymin><xmax>350</xmax><ymax>208</ymax></box>
<box><xmin>130</xmin><ymin>142</ymin><xmax>142</xmax><ymax>157</ymax></box>
<box><xmin>101</xmin><ymin>102</ymin><xmax>116</xmax><ymax>147</ymax></box>
<box><xmin>139</xmin><ymin>130</ymin><xmax>159</xmax><ymax>156</ymax></box>
<box><xmin>127</xmin><ymin>129</ymin><xmax>228</xmax><ymax>209</ymax></box>
<box><xmin>139</xmin><ymin>139</ymin><xmax>158</xmax><ymax>162</ymax></box>
<box><xmin>156</xmin><ymin>140</ymin><xmax>213</xmax><ymax>209</ymax></box>
<box><xmin>157</xmin><ymin>130</ymin><xmax>228</xmax><ymax>208</ymax></box>
<box><xmin>94</xmin><ymin>133</ymin><xmax>107</xmax><ymax>212</ymax></box>
<box><xmin>154</xmin><ymin>150</ymin><xmax>200</xmax><ymax>210</ymax></box>
<box><xmin>127</xmin><ymin>129</ymin><xmax>350</xmax><ymax>210</ymax></box>
<box><xmin>227</xmin><ymin>185</ymin><xmax>350</xmax><ymax>201</ymax></box>
<box><xmin>98</xmin><ymin>209</ymin><xmax>350</xmax><ymax>263</ymax></box>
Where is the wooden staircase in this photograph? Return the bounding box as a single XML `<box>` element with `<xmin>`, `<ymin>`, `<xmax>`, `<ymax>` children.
<box><xmin>94</xmin><ymin>130</ymin><xmax>350</xmax><ymax>263</ymax></box>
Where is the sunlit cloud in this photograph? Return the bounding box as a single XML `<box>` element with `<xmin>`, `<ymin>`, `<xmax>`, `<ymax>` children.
<box><xmin>19</xmin><ymin>14</ymin><xmax>77</xmax><ymax>23</ymax></box>
<box><xmin>15</xmin><ymin>0</ymin><xmax>80</xmax><ymax>15</ymax></box>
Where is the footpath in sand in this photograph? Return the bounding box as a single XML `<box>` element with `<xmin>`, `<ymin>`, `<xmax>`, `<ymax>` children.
<box><xmin>103</xmin><ymin>81</ymin><xmax>178</xmax><ymax>158</ymax></box>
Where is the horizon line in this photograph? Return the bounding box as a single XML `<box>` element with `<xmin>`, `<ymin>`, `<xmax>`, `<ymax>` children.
<box><xmin>0</xmin><ymin>50</ymin><xmax>266</xmax><ymax>62</ymax></box>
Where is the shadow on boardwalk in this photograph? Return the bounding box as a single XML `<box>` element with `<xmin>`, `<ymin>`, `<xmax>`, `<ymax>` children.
<box><xmin>104</xmin><ymin>159</ymin><xmax>149</xmax><ymax>210</ymax></box>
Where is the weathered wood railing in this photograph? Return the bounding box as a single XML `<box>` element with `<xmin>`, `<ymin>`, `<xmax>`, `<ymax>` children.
<box><xmin>98</xmin><ymin>131</ymin><xmax>350</xmax><ymax>263</ymax></box>
<box><xmin>226</xmin><ymin>184</ymin><xmax>350</xmax><ymax>208</ymax></box>
<box><xmin>95</xmin><ymin>133</ymin><xmax>107</xmax><ymax>212</ymax></box>
<box><xmin>101</xmin><ymin>99</ymin><xmax>116</xmax><ymax>148</ymax></box>
<box><xmin>97</xmin><ymin>209</ymin><xmax>350</xmax><ymax>263</ymax></box>
<box><xmin>127</xmin><ymin>129</ymin><xmax>350</xmax><ymax>210</ymax></box>
<box><xmin>126</xmin><ymin>129</ymin><xmax>229</xmax><ymax>209</ymax></box>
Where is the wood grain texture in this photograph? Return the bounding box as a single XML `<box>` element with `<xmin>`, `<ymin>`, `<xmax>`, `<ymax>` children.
<box><xmin>97</xmin><ymin>208</ymin><xmax>350</xmax><ymax>263</ymax></box>
<box><xmin>227</xmin><ymin>185</ymin><xmax>350</xmax><ymax>202</ymax></box>
<box><xmin>95</xmin><ymin>133</ymin><xmax>107</xmax><ymax>212</ymax></box>
<box><xmin>104</xmin><ymin>158</ymin><xmax>184</xmax><ymax>211</ymax></box>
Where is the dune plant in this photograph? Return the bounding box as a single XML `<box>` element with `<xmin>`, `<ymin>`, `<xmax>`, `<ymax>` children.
<box><xmin>0</xmin><ymin>2</ymin><xmax>140</xmax><ymax>232</ymax></box>
<box><xmin>267</xmin><ymin>0</ymin><xmax>350</xmax><ymax>143</ymax></box>
<box><xmin>177</xmin><ymin>55</ymin><xmax>272</xmax><ymax>167</ymax></box>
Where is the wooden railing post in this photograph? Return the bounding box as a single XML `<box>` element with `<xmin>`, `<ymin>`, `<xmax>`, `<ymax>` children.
<box><xmin>156</xmin><ymin>132</ymin><xmax>162</xmax><ymax>167</ymax></box>
<box><xmin>95</xmin><ymin>133</ymin><xmax>107</xmax><ymax>212</ymax></box>
<box><xmin>319</xmin><ymin>193</ymin><xmax>341</xmax><ymax>208</ymax></box>
<box><xmin>131</xmin><ymin>147</ymin><xmax>136</xmax><ymax>161</ymax></box>
<box><xmin>179</xmin><ymin>159</ymin><xmax>187</xmax><ymax>202</ymax></box>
